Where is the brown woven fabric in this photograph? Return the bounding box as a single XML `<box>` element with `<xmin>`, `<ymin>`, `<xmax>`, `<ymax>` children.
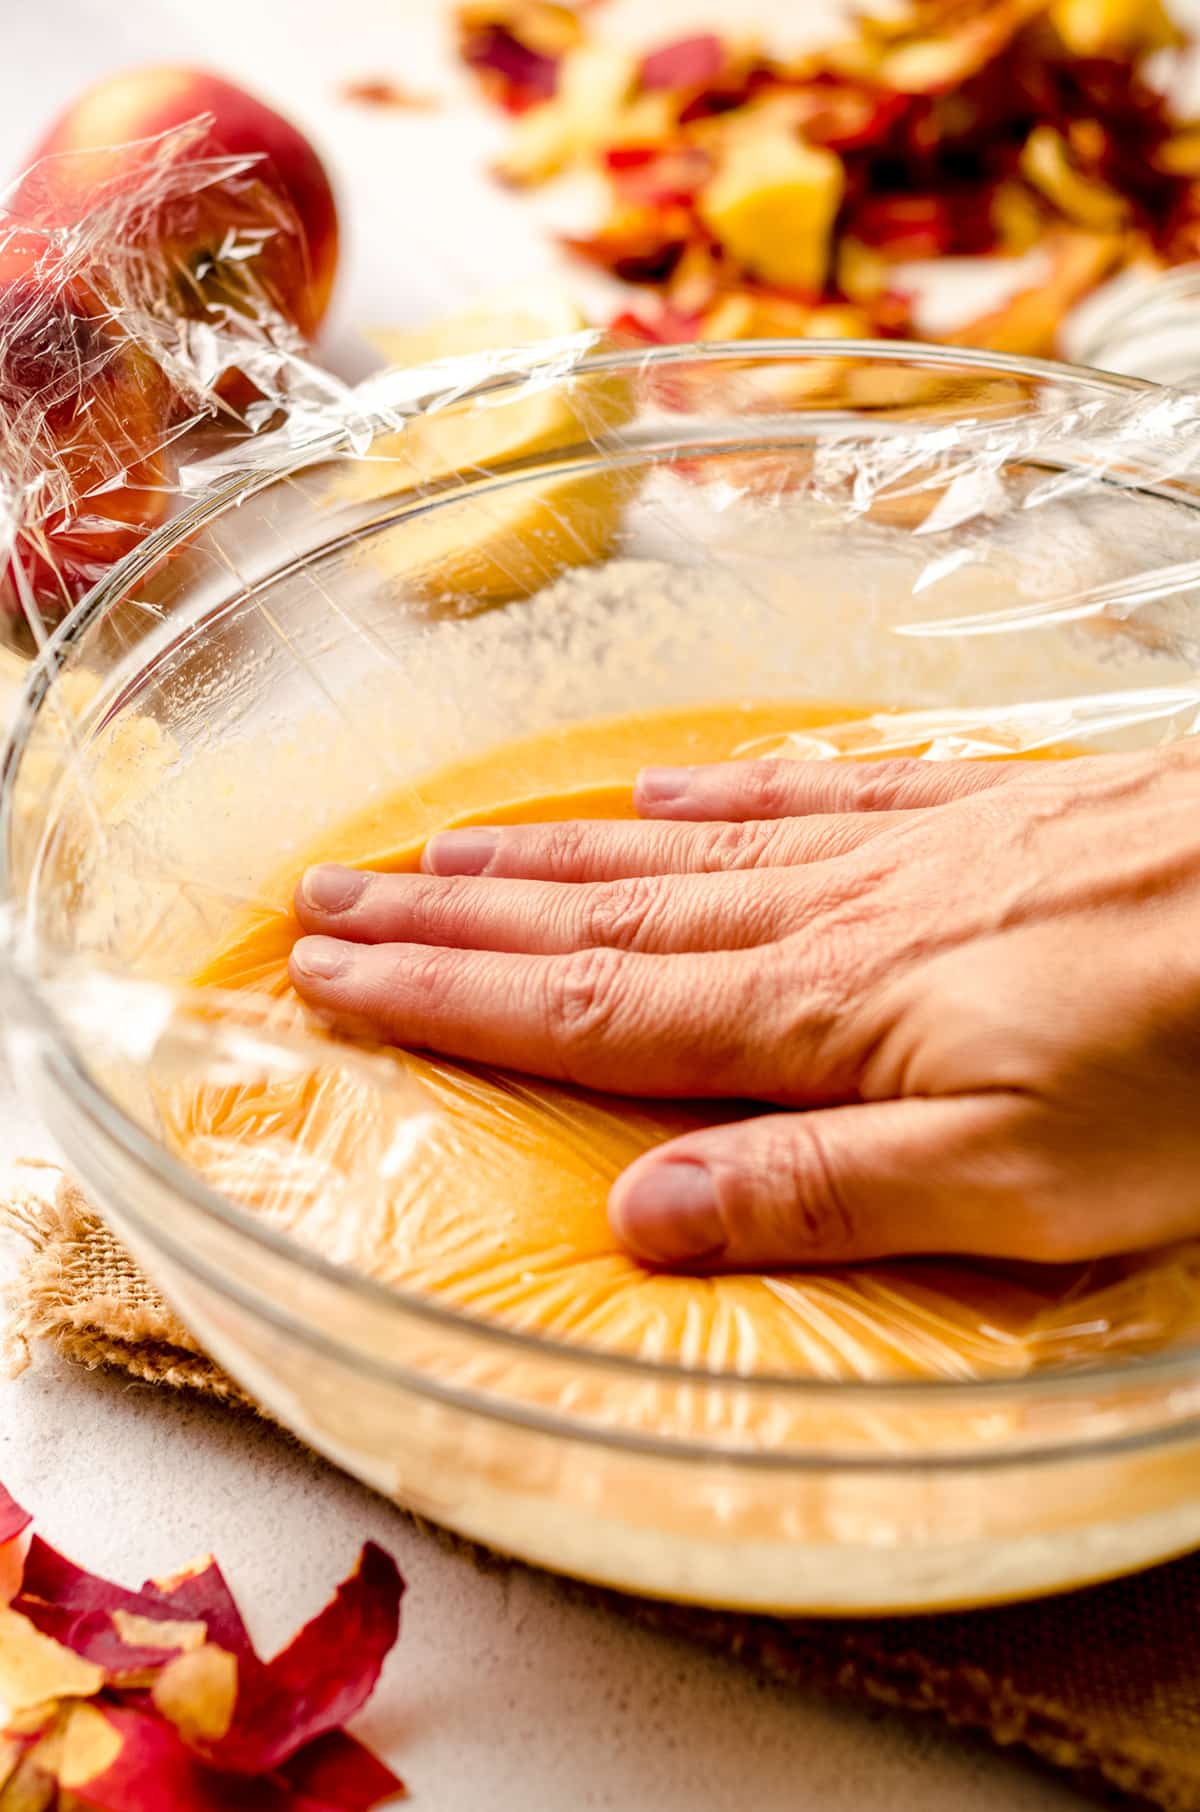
<box><xmin>6</xmin><ymin>1175</ymin><xmax>1200</xmax><ymax>1811</ymax></box>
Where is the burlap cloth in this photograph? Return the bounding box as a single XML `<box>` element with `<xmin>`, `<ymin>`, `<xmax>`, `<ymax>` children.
<box><xmin>7</xmin><ymin>1176</ymin><xmax>1200</xmax><ymax>1810</ymax></box>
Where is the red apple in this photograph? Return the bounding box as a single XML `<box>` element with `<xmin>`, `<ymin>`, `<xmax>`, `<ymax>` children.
<box><xmin>1</xmin><ymin>70</ymin><xmax>338</xmax><ymax>627</ymax></box>
<box><xmin>0</xmin><ymin>230</ymin><xmax>174</xmax><ymax>624</ymax></box>
<box><xmin>20</xmin><ymin>67</ymin><xmax>339</xmax><ymax>343</ymax></box>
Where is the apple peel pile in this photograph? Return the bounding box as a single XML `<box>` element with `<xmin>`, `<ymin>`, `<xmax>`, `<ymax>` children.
<box><xmin>0</xmin><ymin>1481</ymin><xmax>406</xmax><ymax>1811</ymax></box>
<box><xmin>456</xmin><ymin>0</ymin><xmax>1200</xmax><ymax>361</ymax></box>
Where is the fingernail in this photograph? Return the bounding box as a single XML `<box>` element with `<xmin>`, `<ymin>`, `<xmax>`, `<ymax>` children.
<box><xmin>291</xmin><ymin>936</ymin><xmax>349</xmax><ymax>981</ymax></box>
<box><xmin>301</xmin><ymin>864</ymin><xmax>366</xmax><ymax>913</ymax></box>
<box><xmin>635</xmin><ymin>767</ymin><xmax>692</xmax><ymax>808</ymax></box>
<box><xmin>611</xmin><ymin>1162</ymin><xmax>725</xmax><ymax>1264</ymax></box>
<box><xmin>423</xmin><ymin>828</ymin><xmax>499</xmax><ymax>876</ymax></box>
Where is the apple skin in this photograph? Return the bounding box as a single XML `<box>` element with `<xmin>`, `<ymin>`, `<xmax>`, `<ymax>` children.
<box><xmin>0</xmin><ymin>1529</ymin><xmax>29</xmax><ymax>1605</ymax></box>
<box><xmin>21</xmin><ymin>67</ymin><xmax>339</xmax><ymax>341</ymax></box>
<box><xmin>0</xmin><ymin>70</ymin><xmax>338</xmax><ymax>626</ymax></box>
<box><xmin>0</xmin><ymin>231</ymin><xmax>174</xmax><ymax>624</ymax></box>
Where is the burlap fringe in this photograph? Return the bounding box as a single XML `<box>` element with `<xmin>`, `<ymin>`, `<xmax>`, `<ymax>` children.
<box><xmin>0</xmin><ymin>1172</ymin><xmax>244</xmax><ymax>1402</ymax></box>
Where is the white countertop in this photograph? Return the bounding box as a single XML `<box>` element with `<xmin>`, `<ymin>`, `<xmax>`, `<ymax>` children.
<box><xmin>0</xmin><ymin>4</ymin><xmax>1095</xmax><ymax>1805</ymax></box>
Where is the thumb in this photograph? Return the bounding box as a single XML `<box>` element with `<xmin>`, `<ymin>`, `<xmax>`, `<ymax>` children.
<box><xmin>608</xmin><ymin>1095</ymin><xmax>1045</xmax><ymax>1269</ymax></box>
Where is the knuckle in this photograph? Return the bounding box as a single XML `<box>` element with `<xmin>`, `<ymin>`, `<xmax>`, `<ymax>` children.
<box><xmin>702</xmin><ymin>819</ymin><xmax>788</xmax><ymax>871</ymax></box>
<box><xmin>582</xmin><ymin>875</ymin><xmax>664</xmax><ymax>951</ymax></box>
<box><xmin>716</xmin><ymin>1119</ymin><xmax>858</xmax><ymax>1256</ymax></box>
<box><xmin>386</xmin><ymin>941</ymin><xmax>460</xmax><ymax>1007</ymax></box>
<box><xmin>770</xmin><ymin>930</ymin><xmax>865</xmax><ymax>1079</ymax></box>
<box><xmin>413</xmin><ymin>873</ymin><xmax>476</xmax><ymax>940</ymax></box>
<box><xmin>788</xmin><ymin>1119</ymin><xmax>858</xmax><ymax>1253</ymax></box>
<box><xmin>526</xmin><ymin>819</ymin><xmax>592</xmax><ymax>877</ymax></box>
<box><xmin>734</xmin><ymin>761</ymin><xmax>800</xmax><ymax>818</ymax></box>
<box><xmin>546</xmin><ymin>945</ymin><xmax>628</xmax><ymax>1055</ymax></box>
<box><xmin>849</xmin><ymin>759</ymin><xmax>924</xmax><ymax>812</ymax></box>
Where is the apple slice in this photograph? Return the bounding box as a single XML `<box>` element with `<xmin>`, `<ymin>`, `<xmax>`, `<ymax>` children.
<box><xmin>698</xmin><ymin>134</ymin><xmax>843</xmax><ymax>294</ymax></box>
<box><xmin>339</xmin><ymin>291</ymin><xmax>630</xmax><ymax>499</ymax></box>
<box><xmin>1050</xmin><ymin>0</ymin><xmax>1178</xmax><ymax>54</ymax></box>
<box><xmin>1020</xmin><ymin>126</ymin><xmax>1130</xmax><ymax>231</ymax></box>
<box><xmin>0</xmin><ymin>1606</ymin><xmax>105</xmax><ymax>1715</ymax></box>
<box><xmin>336</xmin><ymin>291</ymin><xmax>637</xmax><ymax>609</ymax></box>
<box><xmin>369</xmin><ymin>457</ymin><xmax>640</xmax><ymax>609</ymax></box>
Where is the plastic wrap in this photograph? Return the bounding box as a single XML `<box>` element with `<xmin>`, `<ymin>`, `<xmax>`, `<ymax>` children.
<box><xmin>0</xmin><ymin>120</ymin><xmax>345</xmax><ymax>652</ymax></box>
<box><xmin>6</xmin><ymin>334</ymin><xmax>1200</xmax><ymax>1421</ymax></box>
<box><xmin>1064</xmin><ymin>248</ymin><xmax>1200</xmax><ymax>383</ymax></box>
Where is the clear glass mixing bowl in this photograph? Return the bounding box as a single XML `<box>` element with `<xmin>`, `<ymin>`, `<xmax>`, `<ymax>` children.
<box><xmin>6</xmin><ymin>341</ymin><xmax>1200</xmax><ymax>1615</ymax></box>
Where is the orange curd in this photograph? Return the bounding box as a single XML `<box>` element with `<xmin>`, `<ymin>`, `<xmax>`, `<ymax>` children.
<box><xmin>165</xmin><ymin>701</ymin><xmax>1200</xmax><ymax>1384</ymax></box>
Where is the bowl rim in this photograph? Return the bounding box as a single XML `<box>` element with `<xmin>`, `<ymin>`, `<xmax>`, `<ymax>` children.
<box><xmin>7</xmin><ymin>333</ymin><xmax>1200</xmax><ymax>1412</ymax></box>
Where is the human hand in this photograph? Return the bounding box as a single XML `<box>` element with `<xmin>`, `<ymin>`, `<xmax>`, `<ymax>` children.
<box><xmin>289</xmin><ymin>743</ymin><xmax>1200</xmax><ymax>1270</ymax></box>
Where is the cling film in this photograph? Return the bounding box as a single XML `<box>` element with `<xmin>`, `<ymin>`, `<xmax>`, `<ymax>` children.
<box><xmin>5</xmin><ymin>321</ymin><xmax>1200</xmax><ymax>1397</ymax></box>
<box><xmin>0</xmin><ymin>117</ymin><xmax>350</xmax><ymax>650</ymax></box>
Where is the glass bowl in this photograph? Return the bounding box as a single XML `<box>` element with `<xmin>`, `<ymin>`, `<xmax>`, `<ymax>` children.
<box><xmin>6</xmin><ymin>340</ymin><xmax>1200</xmax><ymax>1616</ymax></box>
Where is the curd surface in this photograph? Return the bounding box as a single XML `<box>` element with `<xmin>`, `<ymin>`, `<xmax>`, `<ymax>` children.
<box><xmin>169</xmin><ymin>702</ymin><xmax>1200</xmax><ymax>1383</ymax></box>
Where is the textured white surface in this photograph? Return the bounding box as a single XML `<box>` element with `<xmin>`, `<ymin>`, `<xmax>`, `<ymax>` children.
<box><xmin>0</xmin><ymin>4</ymin><xmax>1094</xmax><ymax>1805</ymax></box>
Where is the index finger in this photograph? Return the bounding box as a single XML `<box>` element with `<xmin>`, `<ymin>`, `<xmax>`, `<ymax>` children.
<box><xmin>288</xmin><ymin>935</ymin><xmax>856</xmax><ymax>1103</ymax></box>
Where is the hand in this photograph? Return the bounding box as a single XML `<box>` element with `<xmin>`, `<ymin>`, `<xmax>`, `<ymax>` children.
<box><xmin>289</xmin><ymin>744</ymin><xmax>1200</xmax><ymax>1270</ymax></box>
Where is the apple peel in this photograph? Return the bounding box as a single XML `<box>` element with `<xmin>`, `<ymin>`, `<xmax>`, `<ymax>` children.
<box><xmin>639</xmin><ymin>36</ymin><xmax>725</xmax><ymax>94</ymax></box>
<box><xmin>280</xmin><ymin>1732</ymin><xmax>406</xmax><ymax>1812</ymax></box>
<box><xmin>0</xmin><ymin>1485</ymin><xmax>405</xmax><ymax>1812</ymax></box>
<box><xmin>0</xmin><ymin>1489</ymin><xmax>31</xmax><ymax>1549</ymax></box>
<box><xmin>456</xmin><ymin>2</ymin><xmax>583</xmax><ymax>114</ymax></box>
<box><xmin>164</xmin><ymin>1543</ymin><xmax>404</xmax><ymax>1776</ymax></box>
<box><xmin>0</xmin><ymin>1489</ymin><xmax>31</xmax><ymax>1610</ymax></box>
<box><xmin>0</xmin><ymin>1607</ymin><xmax>105</xmax><ymax>1715</ymax></box>
<box><xmin>53</xmin><ymin>1700</ymin><xmax>403</xmax><ymax>1812</ymax></box>
<box><xmin>142</xmin><ymin>1559</ymin><xmax>256</xmax><ymax>1664</ymax></box>
<box><xmin>15</xmin><ymin>1538</ymin><xmax>217</xmax><ymax>1680</ymax></box>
